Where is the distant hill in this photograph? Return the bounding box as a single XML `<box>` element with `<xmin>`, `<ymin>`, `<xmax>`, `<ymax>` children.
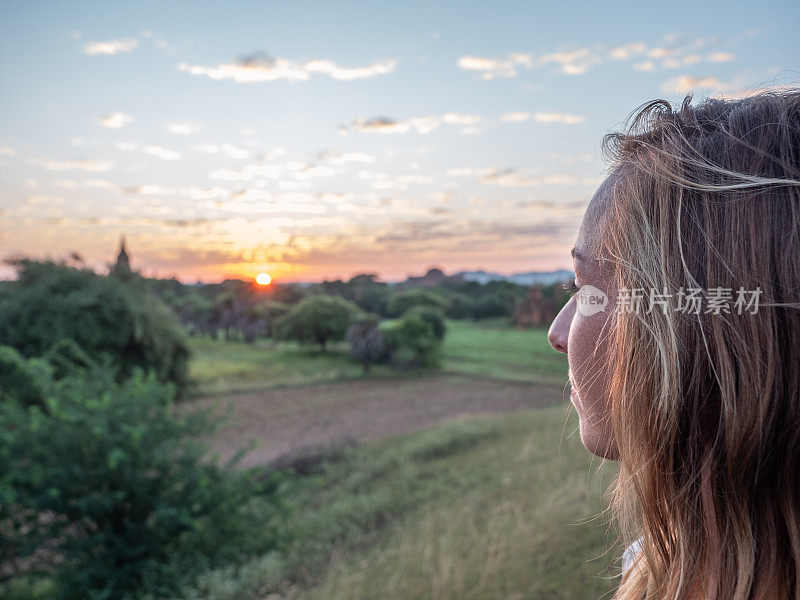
<box><xmin>456</xmin><ymin>269</ymin><xmax>574</xmax><ymax>286</ymax></box>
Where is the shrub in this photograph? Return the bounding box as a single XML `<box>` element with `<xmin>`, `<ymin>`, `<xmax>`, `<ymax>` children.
<box><xmin>403</xmin><ymin>305</ymin><xmax>447</xmax><ymax>341</ymax></box>
<box><xmin>381</xmin><ymin>310</ymin><xmax>442</xmax><ymax>369</ymax></box>
<box><xmin>345</xmin><ymin>317</ymin><xmax>386</xmax><ymax>373</ymax></box>
<box><xmin>274</xmin><ymin>294</ymin><xmax>361</xmax><ymax>351</ymax></box>
<box><xmin>0</xmin><ymin>366</ymin><xmax>285</xmax><ymax>600</ymax></box>
<box><xmin>0</xmin><ymin>259</ymin><xmax>190</xmax><ymax>394</ymax></box>
<box><xmin>0</xmin><ymin>345</ymin><xmax>52</xmax><ymax>407</ymax></box>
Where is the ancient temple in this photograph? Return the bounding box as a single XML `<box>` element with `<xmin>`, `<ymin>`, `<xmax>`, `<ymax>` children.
<box><xmin>110</xmin><ymin>235</ymin><xmax>134</xmax><ymax>280</ymax></box>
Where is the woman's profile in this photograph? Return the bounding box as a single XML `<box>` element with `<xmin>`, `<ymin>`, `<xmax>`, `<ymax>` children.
<box><xmin>547</xmin><ymin>87</ymin><xmax>800</xmax><ymax>599</ymax></box>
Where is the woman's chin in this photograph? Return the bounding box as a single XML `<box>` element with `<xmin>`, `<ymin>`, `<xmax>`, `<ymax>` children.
<box><xmin>578</xmin><ymin>421</ymin><xmax>619</xmax><ymax>461</ymax></box>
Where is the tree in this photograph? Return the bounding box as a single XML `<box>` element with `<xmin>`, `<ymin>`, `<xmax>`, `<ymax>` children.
<box><xmin>345</xmin><ymin>317</ymin><xmax>385</xmax><ymax>373</ymax></box>
<box><xmin>444</xmin><ymin>292</ymin><xmax>476</xmax><ymax>319</ymax></box>
<box><xmin>472</xmin><ymin>295</ymin><xmax>510</xmax><ymax>319</ymax></box>
<box><xmin>274</xmin><ymin>294</ymin><xmax>361</xmax><ymax>351</ymax></box>
<box><xmin>387</xmin><ymin>289</ymin><xmax>449</xmax><ymax>317</ymax></box>
<box><xmin>0</xmin><ymin>259</ymin><xmax>190</xmax><ymax>393</ymax></box>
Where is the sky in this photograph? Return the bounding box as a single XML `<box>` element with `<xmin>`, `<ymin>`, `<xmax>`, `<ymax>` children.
<box><xmin>0</xmin><ymin>1</ymin><xmax>798</xmax><ymax>284</ymax></box>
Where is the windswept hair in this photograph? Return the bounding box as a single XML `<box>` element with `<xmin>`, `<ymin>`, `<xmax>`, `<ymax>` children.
<box><xmin>598</xmin><ymin>88</ymin><xmax>800</xmax><ymax>599</ymax></box>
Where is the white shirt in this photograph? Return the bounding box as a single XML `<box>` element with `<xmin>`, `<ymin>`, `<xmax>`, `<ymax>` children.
<box><xmin>622</xmin><ymin>536</ymin><xmax>644</xmax><ymax>573</ymax></box>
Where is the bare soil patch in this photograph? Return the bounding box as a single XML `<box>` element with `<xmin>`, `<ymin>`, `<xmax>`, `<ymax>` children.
<box><xmin>187</xmin><ymin>374</ymin><xmax>566</xmax><ymax>469</ymax></box>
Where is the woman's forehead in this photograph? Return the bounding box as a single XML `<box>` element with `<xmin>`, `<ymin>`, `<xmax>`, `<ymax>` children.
<box><xmin>575</xmin><ymin>172</ymin><xmax>619</xmax><ymax>257</ymax></box>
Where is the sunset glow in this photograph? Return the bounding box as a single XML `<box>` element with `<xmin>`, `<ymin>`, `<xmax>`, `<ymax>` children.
<box><xmin>0</xmin><ymin>2</ymin><xmax>796</xmax><ymax>283</ymax></box>
<box><xmin>256</xmin><ymin>273</ymin><xmax>272</xmax><ymax>286</ymax></box>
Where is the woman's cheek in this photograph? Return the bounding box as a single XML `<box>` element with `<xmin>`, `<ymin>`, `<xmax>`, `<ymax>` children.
<box><xmin>568</xmin><ymin>309</ymin><xmax>612</xmax><ymax>406</ymax></box>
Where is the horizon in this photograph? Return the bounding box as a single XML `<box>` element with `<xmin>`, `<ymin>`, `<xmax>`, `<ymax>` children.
<box><xmin>0</xmin><ymin>239</ymin><xmax>575</xmax><ymax>286</ymax></box>
<box><xmin>1</xmin><ymin>1</ymin><xmax>798</xmax><ymax>283</ymax></box>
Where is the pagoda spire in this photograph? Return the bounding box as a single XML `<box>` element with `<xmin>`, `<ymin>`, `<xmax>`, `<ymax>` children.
<box><xmin>111</xmin><ymin>234</ymin><xmax>133</xmax><ymax>279</ymax></box>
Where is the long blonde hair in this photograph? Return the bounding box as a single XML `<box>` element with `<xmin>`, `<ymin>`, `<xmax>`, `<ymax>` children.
<box><xmin>599</xmin><ymin>88</ymin><xmax>800</xmax><ymax>599</ymax></box>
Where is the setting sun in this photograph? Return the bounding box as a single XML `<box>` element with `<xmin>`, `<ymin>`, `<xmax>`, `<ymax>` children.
<box><xmin>256</xmin><ymin>273</ymin><xmax>272</xmax><ymax>286</ymax></box>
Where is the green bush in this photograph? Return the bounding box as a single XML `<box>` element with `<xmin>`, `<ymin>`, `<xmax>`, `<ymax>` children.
<box><xmin>274</xmin><ymin>294</ymin><xmax>361</xmax><ymax>351</ymax></box>
<box><xmin>381</xmin><ymin>309</ymin><xmax>443</xmax><ymax>369</ymax></box>
<box><xmin>0</xmin><ymin>259</ymin><xmax>190</xmax><ymax>394</ymax></box>
<box><xmin>0</xmin><ymin>345</ymin><xmax>52</xmax><ymax>407</ymax></box>
<box><xmin>402</xmin><ymin>305</ymin><xmax>447</xmax><ymax>341</ymax></box>
<box><xmin>0</xmin><ymin>365</ymin><xmax>285</xmax><ymax>600</ymax></box>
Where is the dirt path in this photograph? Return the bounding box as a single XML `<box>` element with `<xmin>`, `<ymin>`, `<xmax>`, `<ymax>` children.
<box><xmin>187</xmin><ymin>374</ymin><xmax>566</xmax><ymax>469</ymax></box>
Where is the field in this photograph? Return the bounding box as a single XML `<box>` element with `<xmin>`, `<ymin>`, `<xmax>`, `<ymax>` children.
<box><xmin>187</xmin><ymin>318</ymin><xmax>569</xmax><ymax>396</ymax></box>
<box><xmin>183</xmin><ymin>319</ymin><xmax>622</xmax><ymax>600</ymax></box>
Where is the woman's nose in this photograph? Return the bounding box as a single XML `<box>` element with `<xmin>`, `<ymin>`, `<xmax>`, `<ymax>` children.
<box><xmin>547</xmin><ymin>302</ymin><xmax>572</xmax><ymax>354</ymax></box>
<box><xmin>548</xmin><ymin>325</ymin><xmax>567</xmax><ymax>354</ymax></box>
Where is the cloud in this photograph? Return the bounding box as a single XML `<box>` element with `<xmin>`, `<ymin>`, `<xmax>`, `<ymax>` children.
<box><xmin>83</xmin><ymin>39</ymin><xmax>138</xmax><ymax>56</ymax></box>
<box><xmin>500</xmin><ymin>112</ymin><xmax>532</xmax><ymax>123</ymax></box>
<box><xmin>177</xmin><ymin>53</ymin><xmax>397</xmax><ymax>83</ymax></box>
<box><xmin>371</xmin><ymin>218</ymin><xmax>573</xmax><ymax>246</ymax></box>
<box><xmin>707</xmin><ymin>52</ymin><xmax>736</xmax><ymax>63</ymax></box>
<box><xmin>458</xmin><ymin>47</ymin><xmax>601</xmax><ymax>79</ymax></box>
<box><xmin>632</xmin><ymin>61</ymin><xmax>655</xmax><ymax>72</ymax></box>
<box><xmin>607</xmin><ymin>42</ymin><xmax>647</xmax><ymax>60</ymax></box>
<box><xmin>317</xmin><ymin>149</ymin><xmax>376</xmax><ymax>165</ymax></box>
<box><xmin>54</xmin><ymin>178</ymin><xmax>115</xmax><ymax>189</ymax></box>
<box><xmin>208</xmin><ymin>158</ymin><xmax>342</xmax><ymax>183</ymax></box>
<box><xmin>167</xmin><ymin>122</ymin><xmax>202</xmax><ymax>135</ymax></box>
<box><xmin>121</xmin><ymin>184</ymin><xmax>173</xmax><ymax>196</ymax></box>
<box><xmin>500</xmin><ymin>111</ymin><xmax>586</xmax><ymax>125</ymax></box>
<box><xmin>115</xmin><ymin>142</ymin><xmax>181</xmax><ymax>160</ymax></box>
<box><xmin>220</xmin><ymin>143</ymin><xmax>250</xmax><ymax>160</ymax></box>
<box><xmin>98</xmin><ymin>112</ymin><xmax>133</xmax><ymax>129</ymax></box>
<box><xmin>339</xmin><ymin>113</ymin><xmax>483</xmax><ymax>135</ymax></box>
<box><xmin>0</xmin><ymin>146</ymin><xmax>17</xmax><ymax>156</ymax></box>
<box><xmin>661</xmin><ymin>54</ymin><xmax>702</xmax><ymax>69</ymax></box>
<box><xmin>341</xmin><ymin>116</ymin><xmax>410</xmax><ymax>134</ymax></box>
<box><xmin>717</xmin><ymin>82</ymin><xmax>799</xmax><ymax>101</ymax></box>
<box><xmin>660</xmin><ymin>70</ymin><xmax>784</xmax><ymax>98</ymax></box>
<box><xmin>477</xmin><ymin>168</ymin><xmax>595</xmax><ymax>188</ymax></box>
<box><xmin>42</xmin><ymin>159</ymin><xmax>115</xmax><ymax>172</ymax></box>
<box><xmin>536</xmin><ymin>47</ymin><xmax>602</xmax><ymax>75</ymax></box>
<box><xmin>457</xmin><ymin>53</ymin><xmax>532</xmax><ymax>80</ymax></box>
<box><xmin>144</xmin><ymin>146</ymin><xmax>181</xmax><ymax>161</ymax></box>
<box><xmin>477</xmin><ymin>168</ymin><xmax>535</xmax><ymax>187</ymax></box>
<box><xmin>26</xmin><ymin>194</ymin><xmax>64</xmax><ymax>205</ymax></box>
<box><xmin>457</xmin><ymin>34</ymin><xmax>743</xmax><ymax>80</ymax></box>
<box><xmin>660</xmin><ymin>75</ymin><xmax>724</xmax><ymax>94</ymax></box>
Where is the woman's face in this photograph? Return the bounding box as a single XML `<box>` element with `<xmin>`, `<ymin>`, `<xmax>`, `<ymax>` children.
<box><xmin>547</xmin><ymin>173</ymin><xmax>619</xmax><ymax>460</ymax></box>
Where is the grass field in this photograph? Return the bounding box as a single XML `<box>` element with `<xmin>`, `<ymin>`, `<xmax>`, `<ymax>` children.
<box><xmin>180</xmin><ymin>319</ymin><xmax>620</xmax><ymax>600</ymax></box>
<box><xmin>188</xmin><ymin>318</ymin><xmax>569</xmax><ymax>396</ymax></box>
<box><xmin>187</xmin><ymin>338</ymin><xmax>397</xmax><ymax>396</ymax></box>
<box><xmin>189</xmin><ymin>406</ymin><xmax>621</xmax><ymax>600</ymax></box>
<box><xmin>442</xmin><ymin>318</ymin><xmax>568</xmax><ymax>385</ymax></box>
